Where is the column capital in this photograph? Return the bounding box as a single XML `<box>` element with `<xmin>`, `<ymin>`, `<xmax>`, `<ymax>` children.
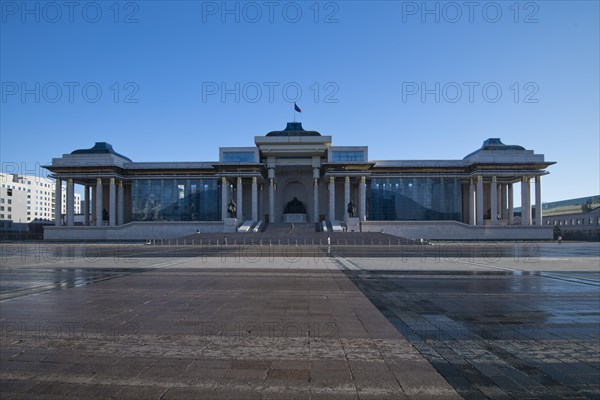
<box><xmin>96</xmin><ymin>177</ymin><xmax>102</xmax><ymax>185</ymax></box>
<box><xmin>222</xmin><ymin>177</ymin><xmax>227</xmax><ymax>185</ymax></box>
<box><xmin>237</xmin><ymin>177</ymin><xmax>242</xmax><ymax>184</ymax></box>
<box><xmin>477</xmin><ymin>175</ymin><xmax>483</xmax><ymax>183</ymax></box>
<box><xmin>360</xmin><ymin>176</ymin><xmax>366</xmax><ymax>184</ymax></box>
<box><xmin>345</xmin><ymin>176</ymin><xmax>350</xmax><ymax>183</ymax></box>
<box><xmin>522</xmin><ymin>176</ymin><xmax>529</xmax><ymax>183</ymax></box>
<box><xmin>330</xmin><ymin>176</ymin><xmax>335</xmax><ymax>184</ymax></box>
<box><xmin>119</xmin><ymin>180</ymin><xmax>123</xmax><ymax>187</ymax></box>
<box><xmin>491</xmin><ymin>176</ymin><xmax>497</xmax><ymax>183</ymax></box>
<box><xmin>110</xmin><ymin>177</ymin><xmax>115</xmax><ymax>185</ymax></box>
<box><xmin>252</xmin><ymin>177</ymin><xmax>257</xmax><ymax>184</ymax></box>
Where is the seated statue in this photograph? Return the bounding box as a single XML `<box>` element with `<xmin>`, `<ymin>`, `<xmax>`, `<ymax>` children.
<box><xmin>284</xmin><ymin>197</ymin><xmax>306</xmax><ymax>214</ymax></box>
<box><xmin>227</xmin><ymin>200</ymin><xmax>237</xmax><ymax>218</ymax></box>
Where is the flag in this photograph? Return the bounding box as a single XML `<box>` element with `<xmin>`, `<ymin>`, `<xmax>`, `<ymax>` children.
<box><xmin>294</xmin><ymin>102</ymin><xmax>302</xmax><ymax>113</ymax></box>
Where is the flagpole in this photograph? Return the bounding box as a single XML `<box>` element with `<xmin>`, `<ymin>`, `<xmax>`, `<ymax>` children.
<box><xmin>293</xmin><ymin>104</ymin><xmax>296</xmax><ymax>122</ymax></box>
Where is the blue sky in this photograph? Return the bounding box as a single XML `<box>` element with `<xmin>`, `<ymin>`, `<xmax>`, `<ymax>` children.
<box><xmin>1</xmin><ymin>0</ymin><xmax>598</xmax><ymax>205</ymax></box>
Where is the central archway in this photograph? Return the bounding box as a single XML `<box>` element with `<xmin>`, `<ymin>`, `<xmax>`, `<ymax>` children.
<box><xmin>283</xmin><ymin>181</ymin><xmax>308</xmax><ymax>215</ymax></box>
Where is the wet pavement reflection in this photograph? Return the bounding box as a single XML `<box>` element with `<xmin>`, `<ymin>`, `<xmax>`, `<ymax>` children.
<box><xmin>344</xmin><ymin>269</ymin><xmax>600</xmax><ymax>399</ymax></box>
<box><xmin>0</xmin><ymin>268</ymin><xmax>152</xmax><ymax>301</ymax></box>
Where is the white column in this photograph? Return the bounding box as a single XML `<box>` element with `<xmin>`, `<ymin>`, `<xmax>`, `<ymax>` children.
<box><xmin>328</xmin><ymin>176</ymin><xmax>335</xmax><ymax>221</ymax></box>
<box><xmin>66</xmin><ymin>178</ymin><xmax>74</xmax><ymax>226</ymax></box>
<box><xmin>236</xmin><ymin>177</ymin><xmax>243</xmax><ymax>220</ymax></box>
<box><xmin>501</xmin><ymin>184</ymin><xmax>508</xmax><ymax>220</ymax></box>
<box><xmin>96</xmin><ymin>178</ymin><xmax>103</xmax><ymax>226</ymax></box>
<box><xmin>251</xmin><ymin>177</ymin><xmax>258</xmax><ymax>221</ymax></box>
<box><xmin>490</xmin><ymin>176</ymin><xmax>497</xmax><ymax>226</ymax></box>
<box><xmin>269</xmin><ymin>178</ymin><xmax>275</xmax><ymax>223</ymax></box>
<box><xmin>344</xmin><ymin>176</ymin><xmax>350</xmax><ymax>220</ymax></box>
<box><xmin>55</xmin><ymin>179</ymin><xmax>62</xmax><ymax>226</ymax></box>
<box><xmin>508</xmin><ymin>183</ymin><xmax>514</xmax><ymax>225</ymax></box>
<box><xmin>359</xmin><ymin>176</ymin><xmax>366</xmax><ymax>221</ymax></box>
<box><xmin>535</xmin><ymin>176</ymin><xmax>542</xmax><ymax>226</ymax></box>
<box><xmin>313</xmin><ymin>178</ymin><xmax>319</xmax><ymax>223</ymax></box>
<box><xmin>497</xmin><ymin>183</ymin><xmax>502</xmax><ymax>217</ymax></box>
<box><xmin>468</xmin><ymin>178</ymin><xmax>475</xmax><ymax>225</ymax></box>
<box><xmin>117</xmin><ymin>181</ymin><xmax>125</xmax><ymax>225</ymax></box>
<box><xmin>521</xmin><ymin>177</ymin><xmax>531</xmax><ymax>225</ymax></box>
<box><xmin>476</xmin><ymin>176</ymin><xmax>484</xmax><ymax>225</ymax></box>
<box><xmin>83</xmin><ymin>185</ymin><xmax>90</xmax><ymax>226</ymax></box>
<box><xmin>109</xmin><ymin>178</ymin><xmax>116</xmax><ymax>226</ymax></box>
<box><xmin>221</xmin><ymin>177</ymin><xmax>228</xmax><ymax>220</ymax></box>
<box><xmin>259</xmin><ymin>184</ymin><xmax>264</xmax><ymax>221</ymax></box>
<box><xmin>91</xmin><ymin>185</ymin><xmax>97</xmax><ymax>225</ymax></box>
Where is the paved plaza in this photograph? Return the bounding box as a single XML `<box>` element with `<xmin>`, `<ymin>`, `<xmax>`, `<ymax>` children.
<box><xmin>0</xmin><ymin>242</ymin><xmax>598</xmax><ymax>399</ymax></box>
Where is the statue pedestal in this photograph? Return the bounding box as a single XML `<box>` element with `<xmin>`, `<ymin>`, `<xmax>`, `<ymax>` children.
<box><xmin>283</xmin><ymin>214</ymin><xmax>307</xmax><ymax>223</ymax></box>
<box><xmin>345</xmin><ymin>217</ymin><xmax>360</xmax><ymax>232</ymax></box>
<box><xmin>223</xmin><ymin>218</ymin><xmax>239</xmax><ymax>232</ymax></box>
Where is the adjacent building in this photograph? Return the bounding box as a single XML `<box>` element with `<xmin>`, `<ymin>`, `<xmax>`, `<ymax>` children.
<box><xmin>0</xmin><ymin>173</ymin><xmax>80</xmax><ymax>232</ymax></box>
<box><xmin>43</xmin><ymin>122</ymin><xmax>555</xmax><ymax>240</ymax></box>
<box><xmin>541</xmin><ymin>196</ymin><xmax>600</xmax><ymax>241</ymax></box>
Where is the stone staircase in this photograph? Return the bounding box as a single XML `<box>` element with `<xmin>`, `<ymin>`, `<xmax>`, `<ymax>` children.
<box><xmin>264</xmin><ymin>223</ymin><xmax>317</xmax><ymax>235</ymax></box>
<box><xmin>174</xmin><ymin>222</ymin><xmax>414</xmax><ymax>246</ymax></box>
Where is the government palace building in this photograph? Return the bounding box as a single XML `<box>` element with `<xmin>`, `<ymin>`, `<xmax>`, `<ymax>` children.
<box><xmin>44</xmin><ymin>122</ymin><xmax>555</xmax><ymax>241</ymax></box>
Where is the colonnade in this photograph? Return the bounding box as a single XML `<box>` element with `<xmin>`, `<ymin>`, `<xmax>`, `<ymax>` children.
<box><xmin>55</xmin><ymin>178</ymin><xmax>125</xmax><ymax>226</ymax></box>
<box><xmin>467</xmin><ymin>175</ymin><xmax>543</xmax><ymax>226</ymax></box>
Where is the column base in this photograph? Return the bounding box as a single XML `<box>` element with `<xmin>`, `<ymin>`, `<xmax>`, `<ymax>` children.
<box><xmin>345</xmin><ymin>217</ymin><xmax>360</xmax><ymax>232</ymax></box>
<box><xmin>223</xmin><ymin>218</ymin><xmax>239</xmax><ymax>232</ymax></box>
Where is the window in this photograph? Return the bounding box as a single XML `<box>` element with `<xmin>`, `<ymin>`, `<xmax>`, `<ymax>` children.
<box><xmin>332</xmin><ymin>151</ymin><xmax>364</xmax><ymax>162</ymax></box>
<box><xmin>131</xmin><ymin>178</ymin><xmax>221</xmax><ymax>222</ymax></box>
<box><xmin>7</xmin><ymin>199</ymin><xmax>11</xmax><ymax>204</ymax></box>
<box><xmin>369</xmin><ymin>177</ymin><xmax>462</xmax><ymax>221</ymax></box>
<box><xmin>223</xmin><ymin>152</ymin><xmax>255</xmax><ymax>163</ymax></box>
<box><xmin>7</xmin><ymin>189</ymin><xmax>12</xmax><ymax>196</ymax></box>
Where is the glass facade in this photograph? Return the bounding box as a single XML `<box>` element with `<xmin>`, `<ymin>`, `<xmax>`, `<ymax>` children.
<box><xmin>332</xmin><ymin>151</ymin><xmax>364</xmax><ymax>162</ymax></box>
<box><xmin>368</xmin><ymin>177</ymin><xmax>462</xmax><ymax>221</ymax></box>
<box><xmin>223</xmin><ymin>152</ymin><xmax>256</xmax><ymax>162</ymax></box>
<box><xmin>132</xmin><ymin>179</ymin><xmax>220</xmax><ymax>221</ymax></box>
